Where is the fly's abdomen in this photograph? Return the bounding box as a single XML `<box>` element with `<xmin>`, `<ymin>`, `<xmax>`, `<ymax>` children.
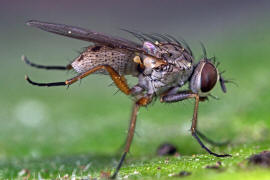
<box><xmin>71</xmin><ymin>45</ymin><xmax>137</xmax><ymax>75</ymax></box>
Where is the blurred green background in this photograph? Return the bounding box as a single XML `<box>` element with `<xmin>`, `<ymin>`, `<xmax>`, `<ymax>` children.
<box><xmin>0</xmin><ymin>0</ymin><xmax>270</xmax><ymax>179</ymax></box>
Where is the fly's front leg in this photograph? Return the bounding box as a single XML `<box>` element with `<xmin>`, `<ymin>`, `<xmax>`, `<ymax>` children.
<box><xmin>161</xmin><ymin>91</ymin><xmax>231</xmax><ymax>157</ymax></box>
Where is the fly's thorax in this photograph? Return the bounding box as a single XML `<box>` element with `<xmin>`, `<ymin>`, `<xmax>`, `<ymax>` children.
<box><xmin>134</xmin><ymin>42</ymin><xmax>195</xmax><ymax>96</ymax></box>
<box><xmin>139</xmin><ymin>42</ymin><xmax>193</xmax><ymax>74</ymax></box>
<box><xmin>136</xmin><ymin>59</ymin><xmax>194</xmax><ymax>95</ymax></box>
<box><xmin>163</xmin><ymin>60</ymin><xmax>193</xmax><ymax>88</ymax></box>
<box><xmin>71</xmin><ymin>45</ymin><xmax>137</xmax><ymax>75</ymax></box>
<box><xmin>137</xmin><ymin>74</ymin><xmax>167</xmax><ymax>95</ymax></box>
<box><xmin>140</xmin><ymin>55</ymin><xmax>167</xmax><ymax>75</ymax></box>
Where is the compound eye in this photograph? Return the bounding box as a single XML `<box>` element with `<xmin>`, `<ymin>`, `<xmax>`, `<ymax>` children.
<box><xmin>201</xmin><ymin>62</ymin><xmax>218</xmax><ymax>92</ymax></box>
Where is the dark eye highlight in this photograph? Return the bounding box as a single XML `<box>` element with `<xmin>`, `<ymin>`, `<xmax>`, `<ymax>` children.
<box><xmin>201</xmin><ymin>62</ymin><xmax>217</xmax><ymax>92</ymax></box>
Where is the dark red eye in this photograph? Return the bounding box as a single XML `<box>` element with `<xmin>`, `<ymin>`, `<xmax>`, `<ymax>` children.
<box><xmin>201</xmin><ymin>62</ymin><xmax>217</xmax><ymax>92</ymax></box>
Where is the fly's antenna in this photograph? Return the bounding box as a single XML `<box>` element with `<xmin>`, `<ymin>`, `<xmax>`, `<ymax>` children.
<box><xmin>219</xmin><ymin>75</ymin><xmax>227</xmax><ymax>93</ymax></box>
<box><xmin>219</xmin><ymin>71</ymin><xmax>238</xmax><ymax>93</ymax></box>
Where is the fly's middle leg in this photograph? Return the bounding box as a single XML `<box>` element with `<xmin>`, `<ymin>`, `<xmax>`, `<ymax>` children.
<box><xmin>111</xmin><ymin>102</ymin><xmax>140</xmax><ymax>179</ymax></box>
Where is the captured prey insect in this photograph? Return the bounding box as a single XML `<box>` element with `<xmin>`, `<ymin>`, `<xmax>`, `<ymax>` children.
<box><xmin>23</xmin><ymin>20</ymin><xmax>231</xmax><ymax>178</ymax></box>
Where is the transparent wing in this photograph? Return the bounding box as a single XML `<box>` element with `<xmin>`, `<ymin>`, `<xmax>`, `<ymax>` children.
<box><xmin>27</xmin><ymin>20</ymin><xmax>145</xmax><ymax>53</ymax></box>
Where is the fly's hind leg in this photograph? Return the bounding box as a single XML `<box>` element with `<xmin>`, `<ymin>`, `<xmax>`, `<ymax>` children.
<box><xmin>161</xmin><ymin>91</ymin><xmax>231</xmax><ymax>157</ymax></box>
<box><xmin>25</xmin><ymin>65</ymin><xmax>131</xmax><ymax>95</ymax></box>
<box><xmin>22</xmin><ymin>55</ymin><xmax>72</xmax><ymax>70</ymax></box>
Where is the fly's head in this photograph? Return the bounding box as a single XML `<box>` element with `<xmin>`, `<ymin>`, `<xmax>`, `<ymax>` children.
<box><xmin>189</xmin><ymin>57</ymin><xmax>227</xmax><ymax>97</ymax></box>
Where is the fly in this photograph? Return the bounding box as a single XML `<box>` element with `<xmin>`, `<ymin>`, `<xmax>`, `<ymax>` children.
<box><xmin>22</xmin><ymin>20</ymin><xmax>232</xmax><ymax>178</ymax></box>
